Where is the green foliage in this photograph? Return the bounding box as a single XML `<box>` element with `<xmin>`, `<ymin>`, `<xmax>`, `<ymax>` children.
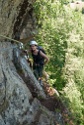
<box><xmin>34</xmin><ymin>0</ymin><xmax>77</xmax><ymax>89</ymax></box>
<box><xmin>82</xmin><ymin>7</ymin><xmax>84</xmax><ymax>14</ymax></box>
<box><xmin>33</xmin><ymin>0</ymin><xmax>84</xmax><ymax>124</ymax></box>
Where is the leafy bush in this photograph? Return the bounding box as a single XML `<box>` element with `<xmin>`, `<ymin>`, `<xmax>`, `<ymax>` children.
<box><xmin>82</xmin><ymin>7</ymin><xmax>84</xmax><ymax>14</ymax></box>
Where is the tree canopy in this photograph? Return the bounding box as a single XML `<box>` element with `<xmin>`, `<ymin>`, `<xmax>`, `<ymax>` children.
<box><xmin>33</xmin><ymin>0</ymin><xmax>84</xmax><ymax>124</ymax></box>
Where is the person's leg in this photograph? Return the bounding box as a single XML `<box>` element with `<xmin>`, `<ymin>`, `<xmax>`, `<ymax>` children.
<box><xmin>38</xmin><ymin>65</ymin><xmax>44</xmax><ymax>85</ymax></box>
<box><xmin>33</xmin><ymin>69</ymin><xmax>39</xmax><ymax>79</ymax></box>
<box><xmin>38</xmin><ymin>65</ymin><xmax>43</xmax><ymax>78</ymax></box>
<box><xmin>33</xmin><ymin>65</ymin><xmax>39</xmax><ymax>80</ymax></box>
<box><xmin>33</xmin><ymin>64</ymin><xmax>44</xmax><ymax>86</ymax></box>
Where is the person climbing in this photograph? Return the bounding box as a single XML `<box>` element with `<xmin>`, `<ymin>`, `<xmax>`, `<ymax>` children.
<box><xmin>29</xmin><ymin>40</ymin><xmax>49</xmax><ymax>84</ymax></box>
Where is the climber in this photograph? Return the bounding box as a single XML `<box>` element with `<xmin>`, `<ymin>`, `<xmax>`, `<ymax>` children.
<box><xmin>29</xmin><ymin>40</ymin><xmax>49</xmax><ymax>84</ymax></box>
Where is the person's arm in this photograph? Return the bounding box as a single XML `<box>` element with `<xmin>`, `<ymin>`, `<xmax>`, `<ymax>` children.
<box><xmin>40</xmin><ymin>51</ymin><xmax>49</xmax><ymax>65</ymax></box>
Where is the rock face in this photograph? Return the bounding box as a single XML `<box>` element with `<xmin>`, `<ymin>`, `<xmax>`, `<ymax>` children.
<box><xmin>0</xmin><ymin>0</ymin><xmax>36</xmax><ymax>40</ymax></box>
<box><xmin>0</xmin><ymin>0</ymin><xmax>67</xmax><ymax>125</ymax></box>
<box><xmin>0</xmin><ymin>42</ymin><xmax>64</xmax><ymax>125</ymax></box>
<box><xmin>0</xmin><ymin>42</ymin><xmax>32</xmax><ymax>125</ymax></box>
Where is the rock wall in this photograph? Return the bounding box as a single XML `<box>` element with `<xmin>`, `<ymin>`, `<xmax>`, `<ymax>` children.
<box><xmin>0</xmin><ymin>0</ymin><xmax>67</xmax><ymax>125</ymax></box>
<box><xmin>0</xmin><ymin>0</ymin><xmax>36</xmax><ymax>40</ymax></box>
<box><xmin>0</xmin><ymin>42</ymin><xmax>61</xmax><ymax>125</ymax></box>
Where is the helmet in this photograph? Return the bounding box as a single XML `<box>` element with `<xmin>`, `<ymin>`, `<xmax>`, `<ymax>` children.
<box><xmin>30</xmin><ymin>40</ymin><xmax>38</xmax><ymax>46</ymax></box>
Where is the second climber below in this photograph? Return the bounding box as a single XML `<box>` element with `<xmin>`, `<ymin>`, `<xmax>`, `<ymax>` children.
<box><xmin>29</xmin><ymin>40</ymin><xmax>49</xmax><ymax>84</ymax></box>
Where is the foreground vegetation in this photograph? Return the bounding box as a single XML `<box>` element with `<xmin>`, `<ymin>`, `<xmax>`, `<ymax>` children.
<box><xmin>33</xmin><ymin>0</ymin><xmax>84</xmax><ymax>124</ymax></box>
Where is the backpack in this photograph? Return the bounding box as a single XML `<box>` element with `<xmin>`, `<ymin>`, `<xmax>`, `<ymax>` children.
<box><xmin>37</xmin><ymin>46</ymin><xmax>46</xmax><ymax>54</ymax></box>
<box><xmin>31</xmin><ymin>46</ymin><xmax>46</xmax><ymax>65</ymax></box>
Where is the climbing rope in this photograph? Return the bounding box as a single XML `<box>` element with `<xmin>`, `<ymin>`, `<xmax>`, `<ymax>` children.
<box><xmin>0</xmin><ymin>34</ymin><xmax>21</xmax><ymax>44</ymax></box>
<box><xmin>0</xmin><ymin>34</ymin><xmax>33</xmax><ymax>51</ymax></box>
<box><xmin>0</xmin><ymin>34</ymin><xmax>24</xmax><ymax>51</ymax></box>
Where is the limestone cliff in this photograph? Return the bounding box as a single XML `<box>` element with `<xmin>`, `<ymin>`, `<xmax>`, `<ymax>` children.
<box><xmin>0</xmin><ymin>0</ymin><xmax>72</xmax><ymax>125</ymax></box>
